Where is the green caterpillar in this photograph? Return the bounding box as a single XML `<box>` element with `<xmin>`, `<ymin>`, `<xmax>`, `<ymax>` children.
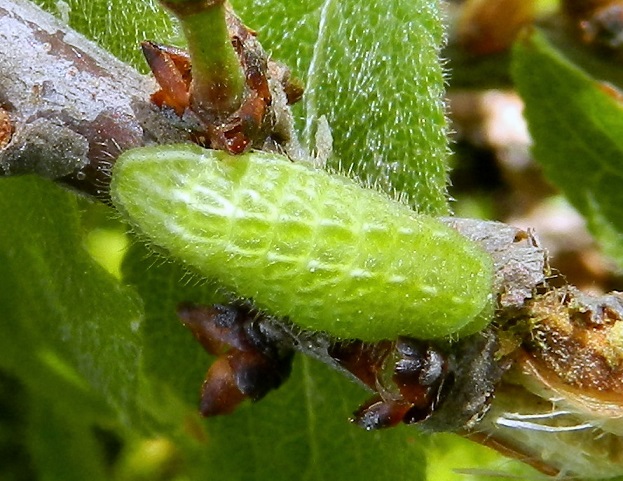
<box><xmin>111</xmin><ymin>144</ymin><xmax>494</xmax><ymax>340</ymax></box>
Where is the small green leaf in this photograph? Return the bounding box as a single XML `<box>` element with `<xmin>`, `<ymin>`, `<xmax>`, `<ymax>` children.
<box><xmin>234</xmin><ymin>0</ymin><xmax>450</xmax><ymax>213</ymax></box>
<box><xmin>512</xmin><ymin>29</ymin><xmax>623</xmax><ymax>269</ymax></box>
<box><xmin>112</xmin><ymin>145</ymin><xmax>494</xmax><ymax>340</ymax></box>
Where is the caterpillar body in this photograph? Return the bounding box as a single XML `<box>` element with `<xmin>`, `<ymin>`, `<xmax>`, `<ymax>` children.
<box><xmin>111</xmin><ymin>144</ymin><xmax>494</xmax><ymax>340</ymax></box>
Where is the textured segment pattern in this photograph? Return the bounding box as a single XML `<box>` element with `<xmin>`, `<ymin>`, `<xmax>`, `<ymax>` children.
<box><xmin>112</xmin><ymin>145</ymin><xmax>494</xmax><ymax>340</ymax></box>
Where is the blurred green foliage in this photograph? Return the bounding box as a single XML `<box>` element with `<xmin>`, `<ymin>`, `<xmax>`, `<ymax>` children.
<box><xmin>513</xmin><ymin>29</ymin><xmax>623</xmax><ymax>270</ymax></box>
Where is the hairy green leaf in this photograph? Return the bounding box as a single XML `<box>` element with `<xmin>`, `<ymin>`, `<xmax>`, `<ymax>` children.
<box><xmin>226</xmin><ymin>0</ymin><xmax>450</xmax><ymax>213</ymax></box>
<box><xmin>512</xmin><ymin>29</ymin><xmax>623</xmax><ymax>268</ymax></box>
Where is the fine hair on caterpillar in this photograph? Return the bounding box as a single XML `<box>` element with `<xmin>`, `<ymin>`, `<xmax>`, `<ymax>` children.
<box><xmin>111</xmin><ymin>144</ymin><xmax>496</xmax><ymax>342</ymax></box>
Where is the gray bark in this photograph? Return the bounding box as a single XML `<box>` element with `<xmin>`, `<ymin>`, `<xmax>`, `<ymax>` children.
<box><xmin>0</xmin><ymin>0</ymin><xmax>187</xmax><ymax>198</ymax></box>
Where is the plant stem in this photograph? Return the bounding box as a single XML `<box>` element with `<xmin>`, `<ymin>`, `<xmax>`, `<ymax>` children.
<box><xmin>161</xmin><ymin>0</ymin><xmax>246</xmax><ymax>117</ymax></box>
